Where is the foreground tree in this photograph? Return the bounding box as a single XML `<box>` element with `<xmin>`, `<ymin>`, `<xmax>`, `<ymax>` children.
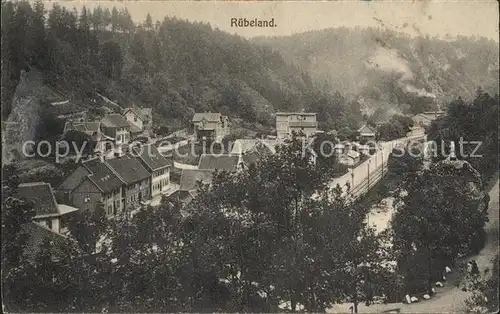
<box><xmin>392</xmin><ymin>158</ymin><xmax>489</xmax><ymax>294</ymax></box>
<box><xmin>182</xmin><ymin>136</ymin><xmax>385</xmax><ymax>312</ymax></box>
<box><xmin>427</xmin><ymin>91</ymin><xmax>499</xmax><ymax>181</ymax></box>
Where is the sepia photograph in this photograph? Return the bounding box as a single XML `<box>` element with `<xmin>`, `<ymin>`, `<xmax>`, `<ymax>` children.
<box><xmin>1</xmin><ymin>0</ymin><xmax>499</xmax><ymax>313</ymax></box>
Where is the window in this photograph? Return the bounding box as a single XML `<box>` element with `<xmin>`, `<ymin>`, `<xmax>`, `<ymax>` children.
<box><xmin>134</xmin><ymin>116</ymin><xmax>138</xmax><ymax>122</ymax></box>
<box><xmin>106</xmin><ymin>205</ymin><xmax>113</xmax><ymax>216</ymax></box>
<box><xmin>84</xmin><ymin>194</ymin><xmax>91</xmax><ymax>203</ymax></box>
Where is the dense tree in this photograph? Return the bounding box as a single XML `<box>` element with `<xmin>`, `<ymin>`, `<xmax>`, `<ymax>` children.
<box><xmin>100</xmin><ymin>40</ymin><xmax>123</xmax><ymax>79</ymax></box>
<box><xmin>427</xmin><ymin>91</ymin><xmax>499</xmax><ymax>181</ymax></box>
<box><xmin>377</xmin><ymin>114</ymin><xmax>414</xmax><ymax>141</ymax></box>
<box><xmin>1</xmin><ymin>1</ymin><xmax>364</xmax><ymax>131</ymax></box>
<box><xmin>66</xmin><ymin>202</ymin><xmax>107</xmax><ymax>254</ymax></box>
<box><xmin>392</xmin><ymin>159</ymin><xmax>489</xmax><ymax>294</ymax></box>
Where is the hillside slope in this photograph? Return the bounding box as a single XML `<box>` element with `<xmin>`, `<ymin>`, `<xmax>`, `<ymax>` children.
<box><xmin>254</xmin><ymin>27</ymin><xmax>499</xmax><ymax>115</ymax></box>
<box><xmin>1</xmin><ymin>1</ymin><xmax>363</xmax><ymax>135</ymax></box>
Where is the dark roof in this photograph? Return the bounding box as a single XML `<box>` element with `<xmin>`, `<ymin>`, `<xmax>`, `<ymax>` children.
<box><xmin>106</xmin><ymin>155</ymin><xmax>150</xmax><ymax>184</ymax></box>
<box><xmin>165</xmin><ymin>190</ymin><xmax>195</xmax><ymax>206</ymax></box>
<box><xmin>21</xmin><ymin>222</ymin><xmax>70</xmax><ymax>263</ymax></box>
<box><xmin>254</xmin><ymin>142</ymin><xmax>273</xmax><ymax>156</ymax></box>
<box><xmin>64</xmin><ymin>121</ymin><xmax>100</xmax><ymax>135</ymax></box>
<box><xmin>413</xmin><ymin>112</ymin><xmax>445</xmax><ymax>121</ymax></box>
<box><xmin>275</xmin><ymin>112</ymin><xmax>317</xmax><ymax>116</ymax></box>
<box><xmin>192</xmin><ymin>112</ymin><xmax>222</xmax><ymax>122</ymax></box>
<box><xmin>101</xmin><ymin>114</ymin><xmax>130</xmax><ymax>128</ymax></box>
<box><xmin>198</xmin><ymin>154</ymin><xmax>240</xmax><ymax>171</ymax></box>
<box><xmin>57</xmin><ymin>166</ymin><xmax>91</xmax><ymax>192</ymax></box>
<box><xmin>179</xmin><ymin>169</ymin><xmax>214</xmax><ymax>191</ymax></box>
<box><xmin>133</xmin><ymin>144</ymin><xmax>172</xmax><ymax>172</ymax></box>
<box><xmin>82</xmin><ymin>158</ymin><xmax>124</xmax><ymax>193</ymax></box>
<box><xmin>18</xmin><ymin>182</ymin><xmax>59</xmax><ymax>217</ymax></box>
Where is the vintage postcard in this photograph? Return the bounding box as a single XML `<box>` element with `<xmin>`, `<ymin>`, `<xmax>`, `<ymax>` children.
<box><xmin>1</xmin><ymin>0</ymin><xmax>498</xmax><ymax>313</ymax></box>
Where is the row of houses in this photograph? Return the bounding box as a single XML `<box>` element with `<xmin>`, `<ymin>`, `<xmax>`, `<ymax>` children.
<box><xmin>63</xmin><ymin>107</ymin><xmax>153</xmax><ymax>153</ymax></box>
<box><xmin>166</xmin><ymin>138</ymin><xmax>275</xmax><ymax>207</ymax></box>
<box><xmin>57</xmin><ymin>144</ymin><xmax>171</xmax><ymax>217</ymax></box>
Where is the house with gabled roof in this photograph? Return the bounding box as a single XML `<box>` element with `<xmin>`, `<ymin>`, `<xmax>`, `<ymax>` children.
<box><xmin>198</xmin><ymin>154</ymin><xmax>241</xmax><ymax>171</ymax></box>
<box><xmin>179</xmin><ymin>169</ymin><xmax>215</xmax><ymax>192</ymax></box>
<box><xmin>235</xmin><ymin>140</ymin><xmax>274</xmax><ymax>168</ymax></box>
<box><xmin>57</xmin><ymin>157</ymin><xmax>124</xmax><ymax>217</ymax></box>
<box><xmin>276</xmin><ymin>112</ymin><xmax>317</xmax><ymax>139</ymax></box>
<box><xmin>106</xmin><ymin>154</ymin><xmax>151</xmax><ymax>211</ymax></box>
<box><xmin>412</xmin><ymin>111</ymin><xmax>445</xmax><ymax>127</ymax></box>
<box><xmin>18</xmin><ymin>182</ymin><xmax>79</xmax><ymax>234</ymax></box>
<box><xmin>62</xmin><ymin>120</ymin><xmax>111</xmax><ymax>152</ymax></box>
<box><xmin>122</xmin><ymin>107</ymin><xmax>153</xmax><ymax>136</ymax></box>
<box><xmin>164</xmin><ymin>169</ymin><xmax>214</xmax><ymax>209</ymax></box>
<box><xmin>192</xmin><ymin>112</ymin><xmax>230</xmax><ymax>143</ymax></box>
<box><xmin>357</xmin><ymin>124</ymin><xmax>377</xmax><ymax>143</ymax></box>
<box><xmin>133</xmin><ymin>144</ymin><xmax>172</xmax><ymax>198</ymax></box>
<box><xmin>164</xmin><ymin>189</ymin><xmax>196</xmax><ymax>209</ymax></box>
<box><xmin>101</xmin><ymin>114</ymin><xmax>131</xmax><ymax>146</ymax></box>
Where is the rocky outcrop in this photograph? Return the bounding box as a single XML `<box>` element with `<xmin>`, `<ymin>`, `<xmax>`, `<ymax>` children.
<box><xmin>4</xmin><ymin>69</ymin><xmax>45</xmax><ymax>163</ymax></box>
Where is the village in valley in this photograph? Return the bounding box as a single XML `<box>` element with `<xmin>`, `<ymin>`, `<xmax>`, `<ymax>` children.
<box><xmin>1</xmin><ymin>1</ymin><xmax>498</xmax><ymax>313</ymax></box>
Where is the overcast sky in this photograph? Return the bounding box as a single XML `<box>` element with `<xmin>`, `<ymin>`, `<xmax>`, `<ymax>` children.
<box><xmin>52</xmin><ymin>0</ymin><xmax>499</xmax><ymax>40</ymax></box>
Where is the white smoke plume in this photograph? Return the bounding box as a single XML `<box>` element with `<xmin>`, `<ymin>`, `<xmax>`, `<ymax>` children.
<box><xmin>366</xmin><ymin>46</ymin><xmax>413</xmax><ymax>81</ymax></box>
<box><xmin>405</xmin><ymin>84</ymin><xmax>436</xmax><ymax>98</ymax></box>
<box><xmin>366</xmin><ymin>46</ymin><xmax>436</xmax><ymax>99</ymax></box>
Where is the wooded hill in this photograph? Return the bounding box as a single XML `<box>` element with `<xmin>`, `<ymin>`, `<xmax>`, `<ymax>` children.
<box><xmin>1</xmin><ymin>1</ymin><xmax>363</xmax><ymax>133</ymax></box>
<box><xmin>255</xmin><ymin>27</ymin><xmax>499</xmax><ymax>118</ymax></box>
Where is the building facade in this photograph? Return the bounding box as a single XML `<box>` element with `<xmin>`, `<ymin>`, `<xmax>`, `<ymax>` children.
<box><xmin>134</xmin><ymin>144</ymin><xmax>171</xmax><ymax>198</ymax></box>
<box><xmin>57</xmin><ymin>158</ymin><xmax>124</xmax><ymax>217</ymax></box>
<box><xmin>62</xmin><ymin>121</ymin><xmax>110</xmax><ymax>153</ymax></box>
<box><xmin>105</xmin><ymin>154</ymin><xmax>151</xmax><ymax>211</ymax></box>
<box><xmin>276</xmin><ymin>112</ymin><xmax>317</xmax><ymax>139</ymax></box>
<box><xmin>123</xmin><ymin>108</ymin><xmax>144</xmax><ymax>131</ymax></box>
<box><xmin>101</xmin><ymin>114</ymin><xmax>131</xmax><ymax>146</ymax></box>
<box><xmin>412</xmin><ymin>111</ymin><xmax>445</xmax><ymax>128</ymax></box>
<box><xmin>357</xmin><ymin>124</ymin><xmax>377</xmax><ymax>143</ymax></box>
<box><xmin>192</xmin><ymin>112</ymin><xmax>230</xmax><ymax>143</ymax></box>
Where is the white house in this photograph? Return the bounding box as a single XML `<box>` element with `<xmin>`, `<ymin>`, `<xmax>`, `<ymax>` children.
<box><xmin>276</xmin><ymin>112</ymin><xmax>317</xmax><ymax>139</ymax></box>
<box><xmin>123</xmin><ymin>108</ymin><xmax>144</xmax><ymax>131</ymax></box>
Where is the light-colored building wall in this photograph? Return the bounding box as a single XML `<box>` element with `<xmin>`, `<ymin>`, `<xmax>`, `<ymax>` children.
<box><xmin>115</xmin><ymin>127</ymin><xmax>130</xmax><ymax>145</ymax></box>
<box><xmin>124</xmin><ymin>110</ymin><xmax>144</xmax><ymax>130</ymax></box>
<box><xmin>51</xmin><ymin>218</ymin><xmax>60</xmax><ymax>233</ymax></box>
<box><xmin>102</xmin><ymin>188</ymin><xmax>124</xmax><ymax>217</ymax></box>
<box><xmin>123</xmin><ymin>179</ymin><xmax>150</xmax><ymax>211</ymax></box>
<box><xmin>276</xmin><ymin>113</ymin><xmax>317</xmax><ymax>139</ymax></box>
<box><xmin>151</xmin><ymin>167</ymin><xmax>170</xmax><ymax>198</ymax></box>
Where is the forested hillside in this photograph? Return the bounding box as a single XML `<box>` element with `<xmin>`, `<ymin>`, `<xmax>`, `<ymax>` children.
<box><xmin>1</xmin><ymin>1</ymin><xmax>363</xmax><ymax>133</ymax></box>
<box><xmin>255</xmin><ymin>28</ymin><xmax>499</xmax><ymax>117</ymax></box>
